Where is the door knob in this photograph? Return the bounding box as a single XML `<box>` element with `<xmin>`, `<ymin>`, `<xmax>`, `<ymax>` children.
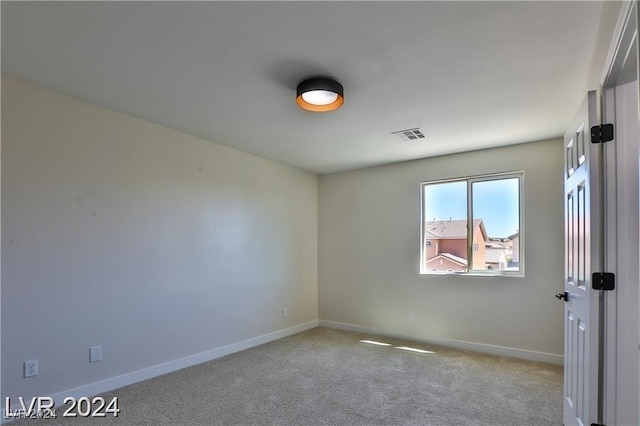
<box><xmin>555</xmin><ymin>291</ymin><xmax>569</xmax><ymax>302</ymax></box>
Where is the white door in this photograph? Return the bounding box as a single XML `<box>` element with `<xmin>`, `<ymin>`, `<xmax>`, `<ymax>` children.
<box><xmin>600</xmin><ymin>3</ymin><xmax>640</xmax><ymax>423</ymax></box>
<box><xmin>563</xmin><ymin>90</ymin><xmax>601</xmax><ymax>426</ymax></box>
<box><xmin>604</xmin><ymin>78</ymin><xmax>640</xmax><ymax>426</ymax></box>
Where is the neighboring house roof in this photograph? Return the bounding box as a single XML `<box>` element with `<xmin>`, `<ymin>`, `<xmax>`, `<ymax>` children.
<box><xmin>485</xmin><ymin>248</ymin><xmax>507</xmax><ymax>264</ymax></box>
<box><xmin>424</xmin><ymin>229</ymin><xmax>439</xmax><ymax>238</ymax></box>
<box><xmin>427</xmin><ymin>252</ymin><xmax>467</xmax><ymax>266</ymax></box>
<box><xmin>485</xmin><ymin>240</ymin><xmax>505</xmax><ymax>249</ymax></box>
<box><xmin>486</xmin><ymin>239</ymin><xmax>512</xmax><ymax>249</ymax></box>
<box><xmin>508</xmin><ymin>232</ymin><xmax>520</xmax><ymax>240</ymax></box>
<box><xmin>424</xmin><ymin>218</ymin><xmax>488</xmax><ymax>240</ymax></box>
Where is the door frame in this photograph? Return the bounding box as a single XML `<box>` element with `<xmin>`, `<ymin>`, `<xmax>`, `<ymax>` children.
<box><xmin>599</xmin><ymin>1</ymin><xmax>640</xmax><ymax>424</ymax></box>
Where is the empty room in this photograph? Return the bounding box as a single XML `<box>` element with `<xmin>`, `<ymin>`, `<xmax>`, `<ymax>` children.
<box><xmin>2</xmin><ymin>1</ymin><xmax>639</xmax><ymax>425</ymax></box>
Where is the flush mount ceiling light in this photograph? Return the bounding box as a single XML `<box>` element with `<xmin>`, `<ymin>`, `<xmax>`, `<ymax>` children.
<box><xmin>296</xmin><ymin>78</ymin><xmax>344</xmax><ymax>112</ymax></box>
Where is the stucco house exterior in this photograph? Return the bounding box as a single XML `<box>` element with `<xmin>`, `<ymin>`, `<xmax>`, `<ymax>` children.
<box><xmin>508</xmin><ymin>232</ymin><xmax>520</xmax><ymax>268</ymax></box>
<box><xmin>424</xmin><ymin>218</ymin><xmax>488</xmax><ymax>272</ymax></box>
<box><xmin>485</xmin><ymin>248</ymin><xmax>508</xmax><ymax>270</ymax></box>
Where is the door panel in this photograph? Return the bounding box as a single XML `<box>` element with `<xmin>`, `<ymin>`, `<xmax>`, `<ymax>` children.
<box><xmin>600</xmin><ymin>3</ymin><xmax>640</xmax><ymax>423</ymax></box>
<box><xmin>563</xmin><ymin>91</ymin><xmax>599</xmax><ymax>426</ymax></box>
<box><xmin>603</xmin><ymin>78</ymin><xmax>640</xmax><ymax>426</ymax></box>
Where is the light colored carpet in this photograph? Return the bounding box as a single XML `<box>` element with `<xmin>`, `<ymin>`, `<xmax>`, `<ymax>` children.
<box><xmin>14</xmin><ymin>327</ymin><xmax>563</xmax><ymax>425</ymax></box>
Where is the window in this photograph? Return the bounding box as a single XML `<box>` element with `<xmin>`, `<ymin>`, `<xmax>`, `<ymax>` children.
<box><xmin>420</xmin><ymin>172</ymin><xmax>523</xmax><ymax>276</ymax></box>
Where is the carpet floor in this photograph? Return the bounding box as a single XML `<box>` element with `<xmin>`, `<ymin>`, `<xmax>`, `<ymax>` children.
<box><xmin>13</xmin><ymin>327</ymin><xmax>563</xmax><ymax>425</ymax></box>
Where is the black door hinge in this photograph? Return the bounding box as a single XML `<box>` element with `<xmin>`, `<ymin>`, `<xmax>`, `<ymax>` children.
<box><xmin>592</xmin><ymin>272</ymin><xmax>615</xmax><ymax>291</ymax></box>
<box><xmin>591</xmin><ymin>423</ymin><xmax>606</xmax><ymax>426</ymax></box>
<box><xmin>591</xmin><ymin>123</ymin><xmax>614</xmax><ymax>143</ymax></box>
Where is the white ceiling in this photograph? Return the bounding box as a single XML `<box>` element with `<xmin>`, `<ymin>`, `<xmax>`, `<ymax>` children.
<box><xmin>2</xmin><ymin>1</ymin><xmax>611</xmax><ymax>174</ymax></box>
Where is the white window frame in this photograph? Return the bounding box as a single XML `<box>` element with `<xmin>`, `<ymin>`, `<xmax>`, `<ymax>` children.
<box><xmin>420</xmin><ymin>171</ymin><xmax>524</xmax><ymax>277</ymax></box>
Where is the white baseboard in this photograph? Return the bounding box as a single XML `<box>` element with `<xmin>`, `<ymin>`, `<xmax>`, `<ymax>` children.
<box><xmin>319</xmin><ymin>320</ymin><xmax>564</xmax><ymax>365</ymax></box>
<box><xmin>2</xmin><ymin>320</ymin><xmax>318</xmax><ymax>424</ymax></box>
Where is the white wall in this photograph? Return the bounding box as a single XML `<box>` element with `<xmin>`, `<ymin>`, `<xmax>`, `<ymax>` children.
<box><xmin>1</xmin><ymin>77</ymin><xmax>318</xmax><ymax>402</ymax></box>
<box><xmin>319</xmin><ymin>139</ymin><xmax>565</xmax><ymax>359</ymax></box>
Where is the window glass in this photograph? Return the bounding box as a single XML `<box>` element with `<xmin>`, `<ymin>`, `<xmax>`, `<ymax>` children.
<box><xmin>423</xmin><ymin>181</ymin><xmax>468</xmax><ymax>273</ymax></box>
<box><xmin>472</xmin><ymin>177</ymin><xmax>520</xmax><ymax>272</ymax></box>
<box><xmin>421</xmin><ymin>172</ymin><xmax>522</xmax><ymax>276</ymax></box>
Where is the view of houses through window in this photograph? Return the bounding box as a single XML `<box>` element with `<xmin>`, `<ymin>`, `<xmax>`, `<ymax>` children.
<box><xmin>421</xmin><ymin>173</ymin><xmax>522</xmax><ymax>275</ymax></box>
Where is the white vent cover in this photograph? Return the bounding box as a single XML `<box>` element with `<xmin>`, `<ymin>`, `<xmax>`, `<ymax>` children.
<box><xmin>391</xmin><ymin>128</ymin><xmax>426</xmax><ymax>141</ymax></box>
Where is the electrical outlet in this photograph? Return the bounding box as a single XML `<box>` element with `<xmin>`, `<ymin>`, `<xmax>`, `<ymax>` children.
<box><xmin>24</xmin><ymin>359</ymin><xmax>38</xmax><ymax>378</ymax></box>
<box><xmin>89</xmin><ymin>345</ymin><xmax>102</xmax><ymax>363</ymax></box>
<box><xmin>408</xmin><ymin>311</ymin><xmax>415</xmax><ymax>321</ymax></box>
<box><xmin>282</xmin><ymin>308</ymin><xmax>287</xmax><ymax>318</ymax></box>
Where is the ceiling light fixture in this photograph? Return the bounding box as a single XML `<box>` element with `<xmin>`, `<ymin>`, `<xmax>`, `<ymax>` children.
<box><xmin>296</xmin><ymin>78</ymin><xmax>344</xmax><ymax>112</ymax></box>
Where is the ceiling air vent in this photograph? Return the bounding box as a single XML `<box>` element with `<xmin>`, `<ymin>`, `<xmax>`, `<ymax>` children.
<box><xmin>391</xmin><ymin>128</ymin><xmax>426</xmax><ymax>141</ymax></box>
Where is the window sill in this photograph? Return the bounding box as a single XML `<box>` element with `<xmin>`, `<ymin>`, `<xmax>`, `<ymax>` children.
<box><xmin>420</xmin><ymin>271</ymin><xmax>524</xmax><ymax>278</ymax></box>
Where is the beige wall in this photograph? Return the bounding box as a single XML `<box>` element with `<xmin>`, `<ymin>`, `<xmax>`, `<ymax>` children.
<box><xmin>1</xmin><ymin>77</ymin><xmax>318</xmax><ymax>402</ymax></box>
<box><xmin>319</xmin><ymin>138</ymin><xmax>564</xmax><ymax>357</ymax></box>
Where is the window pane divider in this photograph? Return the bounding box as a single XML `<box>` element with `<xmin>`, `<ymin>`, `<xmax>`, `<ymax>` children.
<box><xmin>467</xmin><ymin>179</ymin><xmax>474</xmax><ymax>272</ymax></box>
